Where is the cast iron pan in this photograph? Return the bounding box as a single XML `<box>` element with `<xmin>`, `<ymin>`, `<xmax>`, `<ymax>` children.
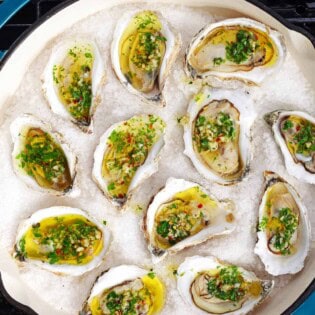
<box><xmin>0</xmin><ymin>1</ymin><xmax>314</xmax><ymax>314</ymax></box>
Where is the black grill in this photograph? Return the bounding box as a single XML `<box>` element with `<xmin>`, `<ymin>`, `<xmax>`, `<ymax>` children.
<box><xmin>0</xmin><ymin>1</ymin><xmax>314</xmax><ymax>314</ymax></box>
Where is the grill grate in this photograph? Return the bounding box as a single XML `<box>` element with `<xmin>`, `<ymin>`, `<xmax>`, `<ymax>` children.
<box><xmin>0</xmin><ymin>1</ymin><xmax>314</xmax><ymax>314</ymax></box>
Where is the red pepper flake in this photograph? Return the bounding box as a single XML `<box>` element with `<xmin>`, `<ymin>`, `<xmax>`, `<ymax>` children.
<box><xmin>198</xmin><ymin>203</ymin><xmax>203</xmax><ymax>208</ymax></box>
<box><xmin>296</xmin><ymin>125</ymin><xmax>301</xmax><ymax>131</ymax></box>
<box><xmin>56</xmin><ymin>249</ymin><xmax>62</xmax><ymax>255</ymax></box>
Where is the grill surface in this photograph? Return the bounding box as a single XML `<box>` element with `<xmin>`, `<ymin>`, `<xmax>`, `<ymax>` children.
<box><xmin>0</xmin><ymin>0</ymin><xmax>314</xmax><ymax>314</ymax></box>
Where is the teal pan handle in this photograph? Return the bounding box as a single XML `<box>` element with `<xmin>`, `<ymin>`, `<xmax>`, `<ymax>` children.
<box><xmin>0</xmin><ymin>0</ymin><xmax>30</xmax><ymax>59</ymax></box>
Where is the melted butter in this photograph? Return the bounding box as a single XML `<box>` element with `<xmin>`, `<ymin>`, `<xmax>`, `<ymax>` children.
<box><xmin>23</xmin><ymin>214</ymin><xmax>103</xmax><ymax>265</ymax></box>
<box><xmin>142</xmin><ymin>275</ymin><xmax>165</xmax><ymax>315</ymax></box>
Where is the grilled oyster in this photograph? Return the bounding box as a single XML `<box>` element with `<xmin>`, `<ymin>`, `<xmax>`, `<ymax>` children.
<box><xmin>92</xmin><ymin>114</ymin><xmax>165</xmax><ymax>206</ymax></box>
<box><xmin>185</xmin><ymin>18</ymin><xmax>286</xmax><ymax>85</ymax></box>
<box><xmin>177</xmin><ymin>256</ymin><xmax>273</xmax><ymax>315</ymax></box>
<box><xmin>144</xmin><ymin>178</ymin><xmax>236</xmax><ymax>263</ymax></box>
<box><xmin>254</xmin><ymin>171</ymin><xmax>311</xmax><ymax>275</ymax></box>
<box><xmin>111</xmin><ymin>10</ymin><xmax>181</xmax><ymax>104</ymax></box>
<box><xmin>184</xmin><ymin>87</ymin><xmax>255</xmax><ymax>184</ymax></box>
<box><xmin>14</xmin><ymin>206</ymin><xmax>111</xmax><ymax>276</ymax></box>
<box><xmin>265</xmin><ymin>110</ymin><xmax>315</xmax><ymax>184</ymax></box>
<box><xmin>10</xmin><ymin>114</ymin><xmax>77</xmax><ymax>195</ymax></box>
<box><xmin>81</xmin><ymin>265</ymin><xmax>165</xmax><ymax>315</ymax></box>
<box><xmin>43</xmin><ymin>39</ymin><xmax>105</xmax><ymax>131</ymax></box>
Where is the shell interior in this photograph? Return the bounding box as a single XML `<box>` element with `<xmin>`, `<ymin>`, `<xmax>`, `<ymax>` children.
<box><xmin>184</xmin><ymin>87</ymin><xmax>256</xmax><ymax>185</ymax></box>
<box><xmin>111</xmin><ymin>10</ymin><xmax>181</xmax><ymax>103</ymax></box>
<box><xmin>93</xmin><ymin>114</ymin><xmax>165</xmax><ymax>206</ymax></box>
<box><xmin>254</xmin><ymin>171</ymin><xmax>311</xmax><ymax>275</ymax></box>
<box><xmin>177</xmin><ymin>255</ymin><xmax>273</xmax><ymax>315</ymax></box>
<box><xmin>10</xmin><ymin>114</ymin><xmax>77</xmax><ymax>195</ymax></box>
<box><xmin>265</xmin><ymin>110</ymin><xmax>315</xmax><ymax>184</ymax></box>
<box><xmin>43</xmin><ymin>39</ymin><xmax>105</xmax><ymax>131</ymax></box>
<box><xmin>14</xmin><ymin>206</ymin><xmax>112</xmax><ymax>276</ymax></box>
<box><xmin>185</xmin><ymin>18</ymin><xmax>286</xmax><ymax>85</ymax></box>
<box><xmin>82</xmin><ymin>265</ymin><xmax>164</xmax><ymax>315</ymax></box>
<box><xmin>145</xmin><ymin>178</ymin><xmax>236</xmax><ymax>263</ymax></box>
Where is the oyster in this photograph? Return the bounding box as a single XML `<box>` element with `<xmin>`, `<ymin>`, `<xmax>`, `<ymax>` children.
<box><xmin>184</xmin><ymin>87</ymin><xmax>255</xmax><ymax>184</ymax></box>
<box><xmin>10</xmin><ymin>114</ymin><xmax>77</xmax><ymax>195</ymax></box>
<box><xmin>144</xmin><ymin>178</ymin><xmax>236</xmax><ymax>263</ymax></box>
<box><xmin>14</xmin><ymin>206</ymin><xmax>111</xmax><ymax>276</ymax></box>
<box><xmin>254</xmin><ymin>171</ymin><xmax>311</xmax><ymax>275</ymax></box>
<box><xmin>81</xmin><ymin>265</ymin><xmax>165</xmax><ymax>315</ymax></box>
<box><xmin>111</xmin><ymin>10</ymin><xmax>181</xmax><ymax>104</ymax></box>
<box><xmin>43</xmin><ymin>39</ymin><xmax>105</xmax><ymax>131</ymax></box>
<box><xmin>93</xmin><ymin>114</ymin><xmax>165</xmax><ymax>206</ymax></box>
<box><xmin>185</xmin><ymin>18</ymin><xmax>286</xmax><ymax>85</ymax></box>
<box><xmin>265</xmin><ymin>110</ymin><xmax>315</xmax><ymax>184</ymax></box>
<box><xmin>177</xmin><ymin>256</ymin><xmax>273</xmax><ymax>315</ymax></box>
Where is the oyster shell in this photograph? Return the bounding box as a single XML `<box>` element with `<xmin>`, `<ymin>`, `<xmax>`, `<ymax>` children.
<box><xmin>185</xmin><ymin>18</ymin><xmax>286</xmax><ymax>85</ymax></box>
<box><xmin>111</xmin><ymin>10</ymin><xmax>181</xmax><ymax>104</ymax></box>
<box><xmin>254</xmin><ymin>171</ymin><xmax>311</xmax><ymax>275</ymax></box>
<box><xmin>177</xmin><ymin>255</ymin><xmax>273</xmax><ymax>315</ymax></box>
<box><xmin>81</xmin><ymin>265</ymin><xmax>165</xmax><ymax>315</ymax></box>
<box><xmin>184</xmin><ymin>87</ymin><xmax>256</xmax><ymax>184</ymax></box>
<box><xmin>10</xmin><ymin>114</ymin><xmax>77</xmax><ymax>195</ymax></box>
<box><xmin>265</xmin><ymin>110</ymin><xmax>315</xmax><ymax>184</ymax></box>
<box><xmin>144</xmin><ymin>178</ymin><xmax>236</xmax><ymax>263</ymax></box>
<box><xmin>43</xmin><ymin>39</ymin><xmax>105</xmax><ymax>131</ymax></box>
<box><xmin>14</xmin><ymin>206</ymin><xmax>111</xmax><ymax>276</ymax></box>
<box><xmin>93</xmin><ymin>114</ymin><xmax>165</xmax><ymax>207</ymax></box>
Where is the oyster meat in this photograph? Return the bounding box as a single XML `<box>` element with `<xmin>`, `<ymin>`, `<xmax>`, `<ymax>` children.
<box><xmin>144</xmin><ymin>178</ymin><xmax>236</xmax><ymax>263</ymax></box>
<box><xmin>43</xmin><ymin>39</ymin><xmax>105</xmax><ymax>131</ymax></box>
<box><xmin>265</xmin><ymin>110</ymin><xmax>315</xmax><ymax>184</ymax></box>
<box><xmin>81</xmin><ymin>265</ymin><xmax>165</xmax><ymax>315</ymax></box>
<box><xmin>255</xmin><ymin>171</ymin><xmax>311</xmax><ymax>275</ymax></box>
<box><xmin>185</xmin><ymin>18</ymin><xmax>286</xmax><ymax>85</ymax></box>
<box><xmin>10</xmin><ymin>114</ymin><xmax>77</xmax><ymax>195</ymax></box>
<box><xmin>184</xmin><ymin>87</ymin><xmax>256</xmax><ymax>184</ymax></box>
<box><xmin>111</xmin><ymin>10</ymin><xmax>181</xmax><ymax>103</ymax></box>
<box><xmin>14</xmin><ymin>206</ymin><xmax>112</xmax><ymax>276</ymax></box>
<box><xmin>177</xmin><ymin>256</ymin><xmax>273</xmax><ymax>315</ymax></box>
<box><xmin>93</xmin><ymin>114</ymin><xmax>165</xmax><ymax>206</ymax></box>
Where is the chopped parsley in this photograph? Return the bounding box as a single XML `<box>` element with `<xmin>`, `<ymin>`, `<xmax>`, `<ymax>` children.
<box><xmin>282</xmin><ymin>119</ymin><xmax>293</xmax><ymax>131</ymax></box>
<box><xmin>194</xmin><ymin>111</ymin><xmax>236</xmax><ymax>152</ymax></box>
<box><xmin>16</xmin><ymin>128</ymin><xmax>71</xmax><ymax>191</ymax></box>
<box><xmin>293</xmin><ymin>122</ymin><xmax>315</xmax><ymax>155</ymax></box>
<box><xmin>259</xmin><ymin>207</ymin><xmax>298</xmax><ymax>255</ymax></box>
<box><xmin>104</xmin><ymin>281</ymin><xmax>152</xmax><ymax>315</ymax></box>
<box><xmin>207</xmin><ymin>266</ymin><xmax>246</xmax><ymax>302</ymax></box>
<box><xmin>225</xmin><ymin>30</ymin><xmax>259</xmax><ymax>64</ymax></box>
<box><xmin>147</xmin><ymin>271</ymin><xmax>156</xmax><ymax>279</ymax></box>
<box><xmin>213</xmin><ymin>57</ymin><xmax>225</xmax><ymax>66</ymax></box>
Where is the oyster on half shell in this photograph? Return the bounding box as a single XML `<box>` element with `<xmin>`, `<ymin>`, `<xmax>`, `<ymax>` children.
<box><xmin>93</xmin><ymin>114</ymin><xmax>165</xmax><ymax>207</ymax></box>
<box><xmin>111</xmin><ymin>10</ymin><xmax>181</xmax><ymax>104</ymax></box>
<box><xmin>144</xmin><ymin>178</ymin><xmax>236</xmax><ymax>263</ymax></box>
<box><xmin>184</xmin><ymin>88</ymin><xmax>256</xmax><ymax>185</ymax></box>
<box><xmin>81</xmin><ymin>265</ymin><xmax>165</xmax><ymax>315</ymax></box>
<box><xmin>14</xmin><ymin>206</ymin><xmax>111</xmax><ymax>276</ymax></box>
<box><xmin>10</xmin><ymin>114</ymin><xmax>77</xmax><ymax>196</ymax></box>
<box><xmin>254</xmin><ymin>171</ymin><xmax>311</xmax><ymax>276</ymax></box>
<box><xmin>43</xmin><ymin>39</ymin><xmax>105</xmax><ymax>131</ymax></box>
<box><xmin>177</xmin><ymin>256</ymin><xmax>273</xmax><ymax>315</ymax></box>
<box><xmin>185</xmin><ymin>18</ymin><xmax>286</xmax><ymax>85</ymax></box>
<box><xmin>265</xmin><ymin>110</ymin><xmax>315</xmax><ymax>184</ymax></box>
